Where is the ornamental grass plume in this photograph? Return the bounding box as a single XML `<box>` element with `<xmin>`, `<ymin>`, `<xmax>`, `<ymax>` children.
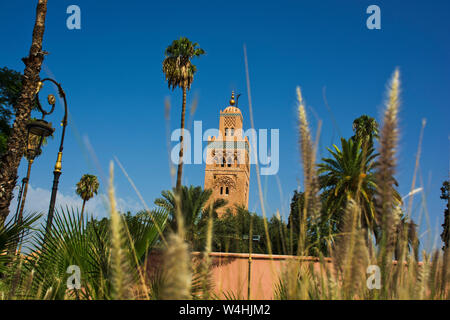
<box><xmin>160</xmin><ymin>232</ymin><xmax>192</xmax><ymax>300</ymax></box>
<box><xmin>108</xmin><ymin>162</ymin><xmax>132</xmax><ymax>300</ymax></box>
<box><xmin>374</xmin><ymin>69</ymin><xmax>402</xmax><ymax>297</ymax></box>
<box><xmin>296</xmin><ymin>86</ymin><xmax>321</xmax><ymax>255</ymax></box>
<box><xmin>332</xmin><ymin>199</ymin><xmax>370</xmax><ymax>299</ymax></box>
<box><xmin>441</xmin><ymin>248</ymin><xmax>449</xmax><ymax>298</ymax></box>
<box><xmin>199</xmin><ymin>205</ymin><xmax>214</xmax><ymax>299</ymax></box>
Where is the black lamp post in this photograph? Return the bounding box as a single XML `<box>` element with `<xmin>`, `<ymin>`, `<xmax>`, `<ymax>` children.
<box><xmin>32</xmin><ymin>78</ymin><xmax>68</xmax><ymax>240</ymax></box>
<box><xmin>13</xmin><ymin>180</ymin><xmax>25</xmax><ymax>224</ymax></box>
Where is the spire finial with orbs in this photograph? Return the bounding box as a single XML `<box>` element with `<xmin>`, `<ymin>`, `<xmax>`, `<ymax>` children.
<box><xmin>229</xmin><ymin>91</ymin><xmax>235</xmax><ymax>106</ymax></box>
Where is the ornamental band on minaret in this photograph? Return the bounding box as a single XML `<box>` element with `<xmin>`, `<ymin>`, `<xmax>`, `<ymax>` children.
<box><xmin>204</xmin><ymin>92</ymin><xmax>251</xmax><ymax>216</ymax></box>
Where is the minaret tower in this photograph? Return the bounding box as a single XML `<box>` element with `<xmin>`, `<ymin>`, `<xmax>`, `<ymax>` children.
<box><xmin>204</xmin><ymin>92</ymin><xmax>250</xmax><ymax>216</ymax></box>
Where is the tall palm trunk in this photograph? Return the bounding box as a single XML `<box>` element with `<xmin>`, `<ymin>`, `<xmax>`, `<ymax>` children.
<box><xmin>175</xmin><ymin>86</ymin><xmax>187</xmax><ymax>192</ymax></box>
<box><xmin>80</xmin><ymin>198</ymin><xmax>86</xmax><ymax>225</ymax></box>
<box><xmin>0</xmin><ymin>0</ymin><xmax>48</xmax><ymax>225</ymax></box>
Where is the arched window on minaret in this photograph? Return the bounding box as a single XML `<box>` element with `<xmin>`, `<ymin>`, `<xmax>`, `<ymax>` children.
<box><xmin>227</xmin><ymin>156</ymin><xmax>233</xmax><ymax>167</ymax></box>
<box><xmin>230</xmin><ymin>128</ymin><xmax>234</xmax><ymax>136</ymax></box>
<box><xmin>225</xmin><ymin>187</ymin><xmax>229</xmax><ymax>195</ymax></box>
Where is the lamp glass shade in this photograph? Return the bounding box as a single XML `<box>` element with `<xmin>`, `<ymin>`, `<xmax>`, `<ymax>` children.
<box><xmin>26</xmin><ymin>119</ymin><xmax>54</xmax><ymax>159</ymax></box>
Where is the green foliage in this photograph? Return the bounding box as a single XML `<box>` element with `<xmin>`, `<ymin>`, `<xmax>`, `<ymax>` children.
<box><xmin>351</xmin><ymin>115</ymin><xmax>379</xmax><ymax>150</ymax></box>
<box><xmin>162</xmin><ymin>37</ymin><xmax>205</xmax><ymax>91</ymax></box>
<box><xmin>213</xmin><ymin>206</ymin><xmax>274</xmax><ymax>254</ymax></box>
<box><xmin>76</xmin><ymin>174</ymin><xmax>100</xmax><ymax>222</ymax></box>
<box><xmin>0</xmin><ymin>67</ymin><xmax>22</xmax><ymax>118</ymax></box>
<box><xmin>155</xmin><ymin>185</ymin><xmax>225</xmax><ymax>250</ymax></box>
<box><xmin>0</xmin><ymin>213</ymin><xmax>41</xmax><ymax>274</ymax></box>
<box><xmin>88</xmin><ymin>210</ymin><xmax>168</xmax><ymax>263</ymax></box>
<box><xmin>75</xmin><ymin>174</ymin><xmax>99</xmax><ymax>202</ymax></box>
<box><xmin>318</xmin><ymin>137</ymin><xmax>379</xmax><ymax>234</ymax></box>
<box><xmin>122</xmin><ymin>210</ymin><xmax>168</xmax><ymax>261</ymax></box>
<box><xmin>12</xmin><ymin>207</ymin><xmax>168</xmax><ymax>300</ymax></box>
<box><xmin>0</xmin><ymin>67</ymin><xmax>23</xmax><ymax>155</ymax></box>
<box><xmin>287</xmin><ymin>191</ymin><xmax>336</xmax><ymax>256</ymax></box>
<box><xmin>27</xmin><ymin>208</ymin><xmax>111</xmax><ymax>299</ymax></box>
<box><xmin>268</xmin><ymin>215</ymin><xmax>288</xmax><ymax>255</ymax></box>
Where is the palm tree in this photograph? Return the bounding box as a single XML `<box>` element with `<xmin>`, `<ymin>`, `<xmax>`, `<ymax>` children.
<box><xmin>351</xmin><ymin>115</ymin><xmax>379</xmax><ymax>150</ymax></box>
<box><xmin>162</xmin><ymin>37</ymin><xmax>205</xmax><ymax>192</ymax></box>
<box><xmin>0</xmin><ymin>0</ymin><xmax>49</xmax><ymax>225</ymax></box>
<box><xmin>75</xmin><ymin>174</ymin><xmax>99</xmax><ymax>222</ymax></box>
<box><xmin>155</xmin><ymin>185</ymin><xmax>225</xmax><ymax>247</ymax></box>
<box><xmin>318</xmin><ymin>138</ymin><xmax>379</xmax><ymax>234</ymax></box>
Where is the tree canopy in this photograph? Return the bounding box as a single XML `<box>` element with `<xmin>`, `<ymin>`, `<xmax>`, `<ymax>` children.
<box><xmin>162</xmin><ymin>37</ymin><xmax>205</xmax><ymax>91</ymax></box>
<box><xmin>0</xmin><ymin>67</ymin><xmax>23</xmax><ymax>156</ymax></box>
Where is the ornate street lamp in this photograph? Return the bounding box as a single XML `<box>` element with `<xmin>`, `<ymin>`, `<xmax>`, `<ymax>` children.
<box><xmin>32</xmin><ymin>78</ymin><xmax>68</xmax><ymax>240</ymax></box>
<box><xmin>14</xmin><ymin>119</ymin><xmax>54</xmax><ymax>229</ymax></box>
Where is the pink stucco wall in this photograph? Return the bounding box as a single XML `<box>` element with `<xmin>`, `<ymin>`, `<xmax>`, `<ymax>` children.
<box><xmin>192</xmin><ymin>252</ymin><xmax>333</xmax><ymax>300</ymax></box>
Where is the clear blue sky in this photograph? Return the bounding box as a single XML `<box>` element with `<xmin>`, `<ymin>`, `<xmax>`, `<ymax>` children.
<box><xmin>1</xmin><ymin>0</ymin><xmax>449</xmax><ymax>250</ymax></box>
